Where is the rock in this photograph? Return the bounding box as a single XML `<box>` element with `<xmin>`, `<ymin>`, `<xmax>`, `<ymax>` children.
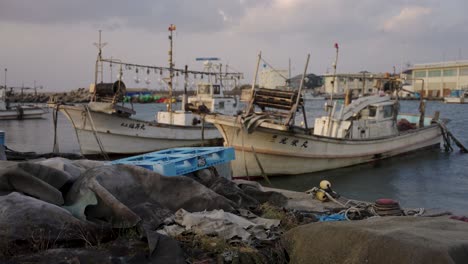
<box><xmin>189</xmin><ymin>169</ymin><xmax>261</xmax><ymax>209</ymax></box>
<box><xmin>65</xmin><ymin>165</ymin><xmax>237</xmax><ymax>228</ymax></box>
<box><xmin>0</xmin><ymin>192</ymin><xmax>103</xmax><ymax>255</ymax></box>
<box><xmin>0</xmin><ymin>162</ymin><xmax>75</xmax><ymax>205</ymax></box>
<box><xmin>5</xmin><ymin>237</ymin><xmax>185</xmax><ymax>264</ymax></box>
<box><xmin>285</xmin><ymin>216</ymin><xmax>468</xmax><ymax>264</ymax></box>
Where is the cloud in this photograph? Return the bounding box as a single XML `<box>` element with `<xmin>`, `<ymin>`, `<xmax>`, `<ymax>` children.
<box><xmin>0</xmin><ymin>0</ymin><xmax>246</xmax><ymax>33</ymax></box>
<box><xmin>382</xmin><ymin>6</ymin><xmax>432</xmax><ymax>32</ymax></box>
<box><xmin>1</xmin><ymin>0</ymin><xmax>468</xmax><ymax>91</ymax></box>
<box><xmin>218</xmin><ymin>9</ymin><xmax>230</xmax><ymax>22</ymax></box>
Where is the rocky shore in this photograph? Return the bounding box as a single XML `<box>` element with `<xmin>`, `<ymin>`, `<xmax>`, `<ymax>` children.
<box><xmin>7</xmin><ymin>88</ymin><xmax>91</xmax><ymax>104</ymax></box>
<box><xmin>0</xmin><ymin>158</ymin><xmax>467</xmax><ymax>263</ymax></box>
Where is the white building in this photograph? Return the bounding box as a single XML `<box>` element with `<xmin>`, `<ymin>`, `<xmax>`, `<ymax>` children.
<box><xmin>322</xmin><ymin>72</ymin><xmax>388</xmax><ymax>96</ymax></box>
<box><xmin>259</xmin><ymin>69</ymin><xmax>288</xmax><ymax>89</ymax></box>
<box><xmin>406</xmin><ymin>61</ymin><xmax>468</xmax><ymax>98</ymax></box>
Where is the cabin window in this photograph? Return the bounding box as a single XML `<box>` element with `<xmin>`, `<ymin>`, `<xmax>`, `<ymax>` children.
<box><xmin>218</xmin><ymin>101</ymin><xmax>225</xmax><ymax>109</ymax></box>
<box><xmin>383</xmin><ymin>105</ymin><xmax>393</xmax><ymax>118</ymax></box>
<box><xmin>199</xmin><ymin>84</ymin><xmax>210</xmax><ymax>95</ymax></box>
<box><xmin>368</xmin><ymin>106</ymin><xmax>377</xmax><ymax>117</ymax></box>
<box><xmin>213</xmin><ymin>85</ymin><xmax>221</xmax><ymax>95</ymax></box>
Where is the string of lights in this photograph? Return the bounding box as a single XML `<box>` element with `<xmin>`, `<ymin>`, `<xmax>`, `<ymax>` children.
<box><xmin>101</xmin><ymin>58</ymin><xmax>244</xmax><ymax>80</ymax></box>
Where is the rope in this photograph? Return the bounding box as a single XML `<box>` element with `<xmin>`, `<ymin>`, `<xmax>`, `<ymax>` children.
<box><xmin>260</xmin><ymin>57</ymin><xmax>289</xmax><ymax>80</ymax></box>
<box><xmin>84</xmin><ymin>105</ymin><xmax>110</xmax><ymax>160</ymax></box>
<box><xmin>52</xmin><ymin>104</ymin><xmax>60</xmax><ymax>154</ymax></box>
<box><xmin>62</xmin><ymin>107</ymin><xmax>84</xmax><ymax>155</ymax></box>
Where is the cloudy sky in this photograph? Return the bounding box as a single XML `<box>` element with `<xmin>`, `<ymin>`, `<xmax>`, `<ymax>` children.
<box><xmin>1</xmin><ymin>0</ymin><xmax>467</xmax><ymax>91</ymax></box>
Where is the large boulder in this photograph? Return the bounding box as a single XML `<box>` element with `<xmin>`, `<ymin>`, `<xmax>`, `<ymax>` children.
<box><xmin>285</xmin><ymin>216</ymin><xmax>468</xmax><ymax>264</ymax></box>
<box><xmin>5</xmin><ymin>236</ymin><xmax>185</xmax><ymax>264</ymax></box>
<box><xmin>0</xmin><ymin>162</ymin><xmax>75</xmax><ymax>205</ymax></box>
<box><xmin>65</xmin><ymin>165</ymin><xmax>237</xmax><ymax>228</ymax></box>
<box><xmin>0</xmin><ymin>192</ymin><xmax>102</xmax><ymax>255</ymax></box>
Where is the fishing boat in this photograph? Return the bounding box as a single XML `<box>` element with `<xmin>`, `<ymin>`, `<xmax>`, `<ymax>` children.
<box><xmin>202</xmin><ymin>52</ymin><xmax>446</xmax><ymax>178</ymax></box>
<box><xmin>49</xmin><ymin>27</ymin><xmax>241</xmax><ymax>156</ymax></box>
<box><xmin>0</xmin><ymin>91</ymin><xmax>47</xmax><ymax>120</ymax></box>
<box><xmin>444</xmin><ymin>89</ymin><xmax>468</xmax><ymax>104</ymax></box>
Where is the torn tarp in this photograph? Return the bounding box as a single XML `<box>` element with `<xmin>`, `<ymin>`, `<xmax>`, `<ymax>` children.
<box><xmin>159</xmin><ymin>209</ymin><xmax>281</xmax><ymax>242</ymax></box>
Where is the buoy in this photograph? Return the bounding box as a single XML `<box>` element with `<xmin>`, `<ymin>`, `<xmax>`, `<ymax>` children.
<box><xmin>315</xmin><ymin>191</ymin><xmax>328</xmax><ymax>201</ymax></box>
<box><xmin>320</xmin><ymin>180</ymin><xmax>331</xmax><ymax>191</ymax></box>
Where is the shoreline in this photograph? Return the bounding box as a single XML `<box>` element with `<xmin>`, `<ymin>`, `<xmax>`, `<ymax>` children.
<box><xmin>1</xmin><ymin>156</ymin><xmax>467</xmax><ymax>263</ymax></box>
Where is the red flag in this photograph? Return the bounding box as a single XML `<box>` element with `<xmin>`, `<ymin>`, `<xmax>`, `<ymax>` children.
<box><xmin>334</xmin><ymin>43</ymin><xmax>339</xmax><ymax>49</ymax></box>
<box><xmin>168</xmin><ymin>24</ymin><xmax>176</xmax><ymax>31</ymax></box>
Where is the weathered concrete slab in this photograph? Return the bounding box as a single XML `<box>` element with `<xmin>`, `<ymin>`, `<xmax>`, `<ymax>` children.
<box><xmin>285</xmin><ymin>216</ymin><xmax>468</xmax><ymax>264</ymax></box>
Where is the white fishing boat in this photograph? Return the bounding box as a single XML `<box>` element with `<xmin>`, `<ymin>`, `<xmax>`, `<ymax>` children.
<box><xmin>52</xmin><ymin>79</ymin><xmax>238</xmax><ymax>156</ymax></box>
<box><xmin>49</xmin><ymin>27</ymin><xmax>241</xmax><ymax>156</ymax></box>
<box><xmin>444</xmin><ymin>90</ymin><xmax>468</xmax><ymax>104</ymax></box>
<box><xmin>202</xmin><ymin>52</ymin><xmax>446</xmax><ymax>178</ymax></box>
<box><xmin>0</xmin><ymin>90</ymin><xmax>47</xmax><ymax>120</ymax></box>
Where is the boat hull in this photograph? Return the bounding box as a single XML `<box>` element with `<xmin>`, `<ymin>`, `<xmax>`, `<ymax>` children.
<box><xmin>0</xmin><ymin>107</ymin><xmax>47</xmax><ymax>120</ymax></box>
<box><xmin>207</xmin><ymin>115</ymin><xmax>442</xmax><ymax>178</ymax></box>
<box><xmin>444</xmin><ymin>97</ymin><xmax>467</xmax><ymax>104</ymax></box>
<box><xmin>58</xmin><ymin>105</ymin><xmax>221</xmax><ymax>155</ymax></box>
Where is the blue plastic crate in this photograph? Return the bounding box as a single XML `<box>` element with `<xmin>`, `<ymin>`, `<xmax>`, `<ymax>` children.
<box><xmin>110</xmin><ymin>147</ymin><xmax>235</xmax><ymax>176</ymax></box>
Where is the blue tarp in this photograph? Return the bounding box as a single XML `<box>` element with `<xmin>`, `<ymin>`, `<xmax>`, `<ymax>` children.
<box><xmin>318</xmin><ymin>213</ymin><xmax>347</xmax><ymax>222</ymax></box>
<box><xmin>450</xmin><ymin>90</ymin><xmax>463</xmax><ymax>97</ymax></box>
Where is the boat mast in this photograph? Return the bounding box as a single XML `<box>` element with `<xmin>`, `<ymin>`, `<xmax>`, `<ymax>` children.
<box><xmin>93</xmin><ymin>30</ymin><xmax>107</xmax><ymax>85</ymax></box>
<box><xmin>246</xmin><ymin>51</ymin><xmax>262</xmax><ymax>114</ymax></box>
<box><xmin>168</xmin><ymin>24</ymin><xmax>176</xmax><ymax>113</ymax></box>
<box><xmin>3</xmin><ymin>68</ymin><xmax>6</xmax><ymax>101</ymax></box>
<box><xmin>182</xmin><ymin>64</ymin><xmax>188</xmax><ymax>111</ymax></box>
<box><xmin>330</xmin><ymin>43</ymin><xmax>339</xmax><ymax>104</ymax></box>
<box><xmin>286</xmin><ymin>54</ymin><xmax>310</xmax><ymax>126</ymax></box>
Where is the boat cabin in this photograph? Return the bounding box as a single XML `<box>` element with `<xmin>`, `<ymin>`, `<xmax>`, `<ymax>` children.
<box><xmin>158</xmin><ymin>82</ymin><xmax>238</xmax><ymax>126</ymax></box>
<box><xmin>313</xmin><ymin>96</ymin><xmax>400</xmax><ymax>139</ymax></box>
<box><xmin>187</xmin><ymin>82</ymin><xmax>237</xmax><ymax>116</ymax></box>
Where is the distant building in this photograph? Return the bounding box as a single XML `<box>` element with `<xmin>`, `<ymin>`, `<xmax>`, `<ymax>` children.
<box><xmin>405</xmin><ymin>61</ymin><xmax>468</xmax><ymax>98</ymax></box>
<box><xmin>259</xmin><ymin>69</ymin><xmax>288</xmax><ymax>89</ymax></box>
<box><xmin>322</xmin><ymin>72</ymin><xmax>388</xmax><ymax>96</ymax></box>
<box><xmin>287</xmin><ymin>73</ymin><xmax>322</xmax><ymax>90</ymax></box>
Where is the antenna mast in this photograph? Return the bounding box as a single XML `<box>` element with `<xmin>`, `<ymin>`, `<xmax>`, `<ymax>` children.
<box><xmin>168</xmin><ymin>24</ymin><xmax>176</xmax><ymax>113</ymax></box>
<box><xmin>93</xmin><ymin>30</ymin><xmax>107</xmax><ymax>85</ymax></box>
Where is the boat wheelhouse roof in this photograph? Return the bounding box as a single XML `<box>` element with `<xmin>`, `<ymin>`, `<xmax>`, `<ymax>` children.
<box><xmin>340</xmin><ymin>95</ymin><xmax>392</xmax><ymax>120</ymax></box>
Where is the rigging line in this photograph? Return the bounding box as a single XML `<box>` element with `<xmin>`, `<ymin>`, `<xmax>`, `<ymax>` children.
<box><xmin>100</xmin><ymin>59</ymin><xmax>243</xmax><ymax>77</ymax></box>
<box><xmin>260</xmin><ymin>57</ymin><xmax>289</xmax><ymax>80</ymax></box>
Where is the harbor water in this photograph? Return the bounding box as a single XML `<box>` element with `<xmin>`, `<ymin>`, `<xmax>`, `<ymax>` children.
<box><xmin>1</xmin><ymin>100</ymin><xmax>468</xmax><ymax>215</ymax></box>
